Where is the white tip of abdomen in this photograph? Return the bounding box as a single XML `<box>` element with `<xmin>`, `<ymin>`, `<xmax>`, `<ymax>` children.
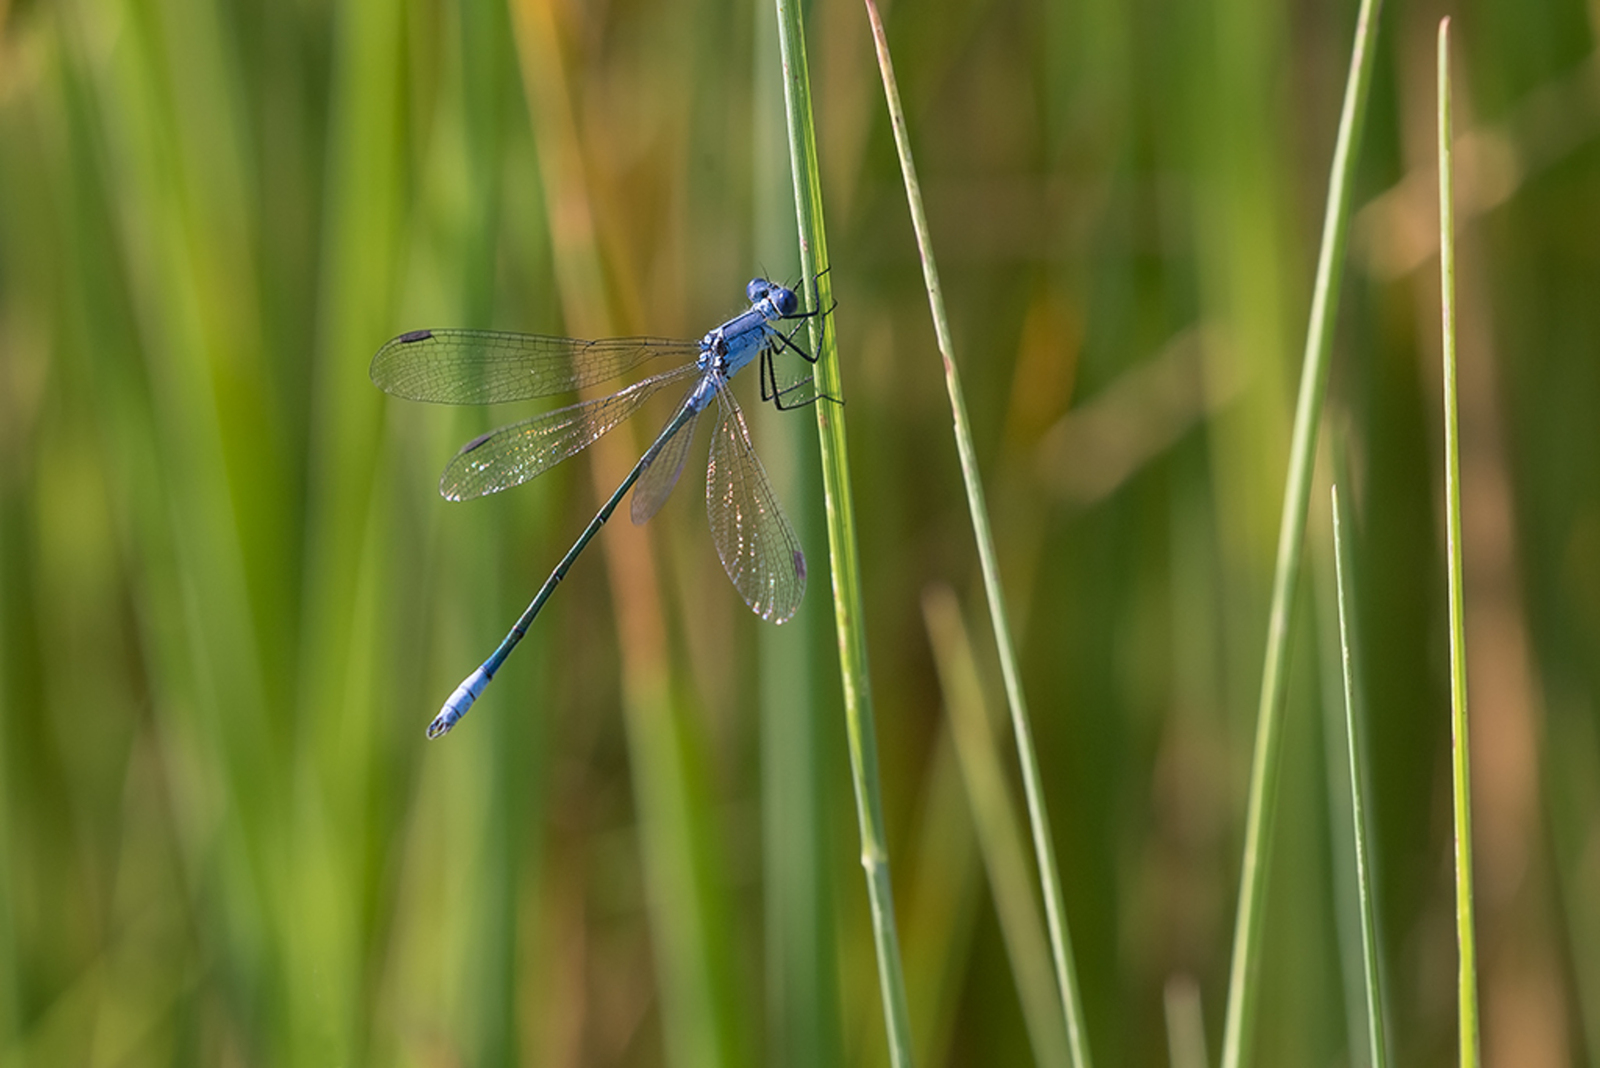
<box><xmin>427</xmin><ymin>666</ymin><xmax>492</xmax><ymax>739</ymax></box>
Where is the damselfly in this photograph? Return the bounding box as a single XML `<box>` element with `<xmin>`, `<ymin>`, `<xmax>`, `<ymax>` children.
<box><xmin>372</xmin><ymin>277</ymin><xmax>829</xmax><ymax>738</ymax></box>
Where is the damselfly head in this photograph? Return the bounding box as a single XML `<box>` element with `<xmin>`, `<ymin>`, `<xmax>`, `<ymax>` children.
<box><xmin>769</xmin><ymin>285</ymin><xmax>799</xmax><ymax>317</ymax></box>
<box><xmin>747</xmin><ymin>277</ymin><xmax>799</xmax><ymax>317</ymax></box>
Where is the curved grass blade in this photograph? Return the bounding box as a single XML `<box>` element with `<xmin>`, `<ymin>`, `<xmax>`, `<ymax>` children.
<box><xmin>371</xmin><ymin>328</ymin><xmax>698</xmax><ymax>404</ymax></box>
<box><xmin>1218</xmin><ymin>0</ymin><xmax>1385</xmax><ymax>1062</ymax></box>
<box><xmin>439</xmin><ymin>365</ymin><xmax>699</xmax><ymax>500</ymax></box>
<box><xmin>707</xmin><ymin>389</ymin><xmax>806</xmax><ymax>624</ymax></box>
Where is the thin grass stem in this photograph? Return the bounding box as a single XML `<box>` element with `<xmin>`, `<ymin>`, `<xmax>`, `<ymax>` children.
<box><xmin>1218</xmin><ymin>0</ymin><xmax>1385</xmax><ymax>1063</ymax></box>
<box><xmin>1331</xmin><ymin>485</ymin><xmax>1388</xmax><ymax>1068</ymax></box>
<box><xmin>771</xmin><ymin>4</ymin><xmax>914</xmax><ymax>1065</ymax></box>
<box><xmin>1437</xmin><ymin>19</ymin><xmax>1481</xmax><ymax>1068</ymax></box>
<box><xmin>861</xmin><ymin>4</ymin><xmax>1091</xmax><ymax>1063</ymax></box>
<box><xmin>922</xmin><ymin>585</ymin><xmax>1073</xmax><ymax>1068</ymax></box>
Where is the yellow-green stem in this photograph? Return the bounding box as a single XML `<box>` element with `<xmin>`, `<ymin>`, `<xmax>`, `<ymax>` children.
<box><xmin>772</xmin><ymin>3</ymin><xmax>914</xmax><ymax>1065</ymax></box>
<box><xmin>1438</xmin><ymin>18</ymin><xmax>1481</xmax><ymax>1068</ymax></box>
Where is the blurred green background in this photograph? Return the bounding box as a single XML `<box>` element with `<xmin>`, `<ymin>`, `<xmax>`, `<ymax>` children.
<box><xmin>2</xmin><ymin>0</ymin><xmax>1598</xmax><ymax>1065</ymax></box>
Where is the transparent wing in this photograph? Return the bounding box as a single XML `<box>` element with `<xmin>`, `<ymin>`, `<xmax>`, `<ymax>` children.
<box><xmin>631</xmin><ymin>392</ymin><xmax>702</xmax><ymax>525</ymax></box>
<box><xmin>706</xmin><ymin>388</ymin><xmax>806</xmax><ymax>623</ymax></box>
<box><xmin>440</xmin><ymin>365</ymin><xmax>700</xmax><ymax>501</ymax></box>
<box><xmin>372</xmin><ymin>329</ymin><xmax>701</xmax><ymax>404</ymax></box>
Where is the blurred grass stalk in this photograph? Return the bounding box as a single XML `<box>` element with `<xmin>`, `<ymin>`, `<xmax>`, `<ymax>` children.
<box><xmin>1163</xmin><ymin>976</ymin><xmax>1211</xmax><ymax>1068</ymax></box>
<box><xmin>1330</xmin><ymin>485</ymin><xmax>1388</xmax><ymax>1068</ymax></box>
<box><xmin>860</xmin><ymin>2</ymin><xmax>1090</xmax><ymax>1065</ymax></box>
<box><xmin>60</xmin><ymin>0</ymin><xmax>372</xmax><ymax>1060</ymax></box>
<box><xmin>1436</xmin><ymin>19</ymin><xmax>1482</xmax><ymax>1068</ymax></box>
<box><xmin>771</xmin><ymin>1</ymin><xmax>914</xmax><ymax>1065</ymax></box>
<box><xmin>511</xmin><ymin>2</ymin><xmax>747</xmax><ymax>1066</ymax></box>
<box><xmin>1218</xmin><ymin>0</ymin><xmax>1384</xmax><ymax>1064</ymax></box>
<box><xmin>922</xmin><ymin>584</ymin><xmax>1073</xmax><ymax>1068</ymax></box>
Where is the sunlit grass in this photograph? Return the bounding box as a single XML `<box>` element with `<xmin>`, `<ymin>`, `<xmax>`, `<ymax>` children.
<box><xmin>1436</xmin><ymin>20</ymin><xmax>1481</xmax><ymax>1068</ymax></box>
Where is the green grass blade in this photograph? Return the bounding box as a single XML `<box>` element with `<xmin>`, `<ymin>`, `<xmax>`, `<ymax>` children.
<box><xmin>922</xmin><ymin>585</ymin><xmax>1073</xmax><ymax>1068</ymax></box>
<box><xmin>1164</xmin><ymin>976</ymin><xmax>1211</xmax><ymax>1068</ymax></box>
<box><xmin>861</xmin><ymin>4</ymin><xmax>1091</xmax><ymax>1063</ymax></box>
<box><xmin>771</xmin><ymin>3</ymin><xmax>914</xmax><ymax>1065</ymax></box>
<box><xmin>1313</xmin><ymin>472</ymin><xmax>1367</xmax><ymax>1065</ymax></box>
<box><xmin>1331</xmin><ymin>485</ymin><xmax>1388</xmax><ymax>1068</ymax></box>
<box><xmin>754</xmin><ymin>2</ymin><xmax>838</xmax><ymax>1064</ymax></box>
<box><xmin>1217</xmin><ymin>0</ymin><xmax>1385</xmax><ymax>1064</ymax></box>
<box><xmin>1437</xmin><ymin>19</ymin><xmax>1481</xmax><ymax>1068</ymax></box>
